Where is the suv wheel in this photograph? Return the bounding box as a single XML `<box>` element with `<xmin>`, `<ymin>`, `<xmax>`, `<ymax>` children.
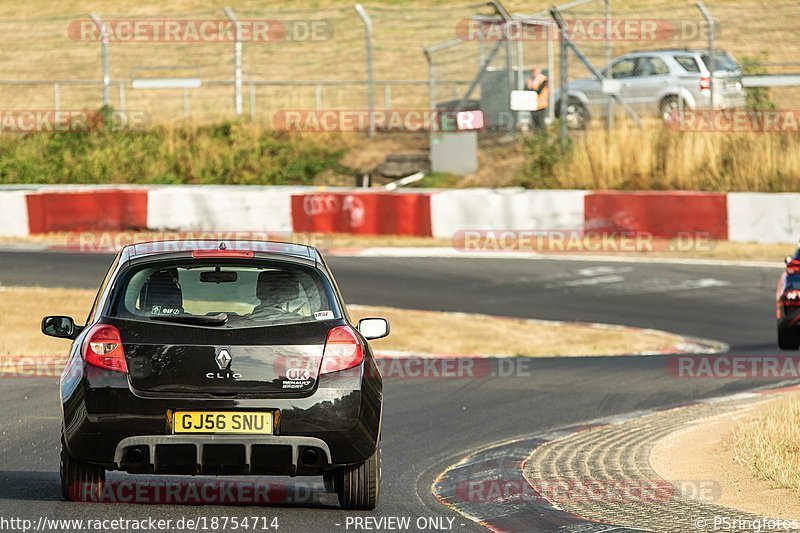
<box><xmin>660</xmin><ymin>95</ymin><xmax>683</xmax><ymax>121</ymax></box>
<box><xmin>558</xmin><ymin>97</ymin><xmax>589</xmax><ymax>130</ymax></box>
<box><xmin>335</xmin><ymin>445</ymin><xmax>380</xmax><ymax>510</ymax></box>
<box><xmin>778</xmin><ymin>325</ymin><xmax>800</xmax><ymax>351</ymax></box>
<box><xmin>60</xmin><ymin>434</ymin><xmax>105</xmax><ymax>502</ymax></box>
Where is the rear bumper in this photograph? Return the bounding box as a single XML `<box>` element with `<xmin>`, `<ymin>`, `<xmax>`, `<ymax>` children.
<box><xmin>114</xmin><ymin>435</ymin><xmax>332</xmax><ymax>476</ymax></box>
<box><xmin>779</xmin><ymin>310</ymin><xmax>800</xmax><ymax>329</ymax></box>
<box><xmin>708</xmin><ymin>92</ymin><xmax>746</xmax><ymax>110</ymax></box>
<box><xmin>61</xmin><ymin>356</ymin><xmax>382</xmax><ymax>472</ymax></box>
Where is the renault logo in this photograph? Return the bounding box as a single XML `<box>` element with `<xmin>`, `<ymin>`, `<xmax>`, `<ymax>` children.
<box><xmin>215</xmin><ymin>349</ymin><xmax>232</xmax><ymax>370</ymax></box>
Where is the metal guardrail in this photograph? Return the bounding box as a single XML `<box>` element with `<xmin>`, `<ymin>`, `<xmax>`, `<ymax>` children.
<box><xmin>742</xmin><ymin>75</ymin><xmax>800</xmax><ymax>88</ymax></box>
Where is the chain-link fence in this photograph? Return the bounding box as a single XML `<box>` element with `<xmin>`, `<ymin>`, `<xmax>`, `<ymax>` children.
<box><xmin>2</xmin><ymin>1</ymin><xmax>799</xmax><ymax>121</ymax></box>
<box><xmin>1</xmin><ymin>0</ymin><xmax>800</xmax><ymax>182</ymax></box>
<box><xmin>0</xmin><ymin>4</ymin><xmax>483</xmax><ymax>125</ymax></box>
<box><xmin>414</xmin><ymin>0</ymin><xmax>800</xmax><ymax>182</ymax></box>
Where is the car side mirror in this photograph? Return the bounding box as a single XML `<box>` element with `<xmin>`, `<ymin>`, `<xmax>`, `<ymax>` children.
<box><xmin>786</xmin><ymin>256</ymin><xmax>794</xmax><ymax>266</ymax></box>
<box><xmin>42</xmin><ymin>316</ymin><xmax>77</xmax><ymax>340</ymax></box>
<box><xmin>358</xmin><ymin>318</ymin><xmax>390</xmax><ymax>340</ymax></box>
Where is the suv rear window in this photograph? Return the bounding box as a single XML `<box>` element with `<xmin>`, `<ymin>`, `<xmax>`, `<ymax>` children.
<box><xmin>674</xmin><ymin>56</ymin><xmax>701</xmax><ymax>73</ymax></box>
<box><xmin>110</xmin><ymin>260</ymin><xmax>340</xmax><ymax>328</ymax></box>
<box><xmin>700</xmin><ymin>52</ymin><xmax>739</xmax><ymax>72</ymax></box>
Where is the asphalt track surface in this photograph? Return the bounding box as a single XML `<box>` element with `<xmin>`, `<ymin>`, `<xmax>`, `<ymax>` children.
<box><xmin>0</xmin><ymin>251</ymin><xmax>788</xmax><ymax>532</ymax></box>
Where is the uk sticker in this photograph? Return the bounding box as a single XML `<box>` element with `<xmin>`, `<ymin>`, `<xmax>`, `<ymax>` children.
<box><xmin>314</xmin><ymin>310</ymin><xmax>334</xmax><ymax>320</ymax></box>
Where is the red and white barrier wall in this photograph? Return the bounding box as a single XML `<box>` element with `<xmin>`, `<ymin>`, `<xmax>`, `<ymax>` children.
<box><xmin>728</xmin><ymin>193</ymin><xmax>800</xmax><ymax>244</ymax></box>
<box><xmin>429</xmin><ymin>189</ymin><xmax>587</xmax><ymax>238</ymax></box>
<box><xmin>0</xmin><ymin>191</ymin><xmax>30</xmax><ymax>237</ymax></box>
<box><xmin>0</xmin><ymin>186</ymin><xmax>798</xmax><ymax>245</ymax></box>
<box><xmin>291</xmin><ymin>192</ymin><xmax>431</xmax><ymax>236</ymax></box>
<box><xmin>147</xmin><ymin>186</ymin><xmax>295</xmax><ymax>233</ymax></box>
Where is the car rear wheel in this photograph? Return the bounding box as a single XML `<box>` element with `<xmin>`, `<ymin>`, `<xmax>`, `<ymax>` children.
<box><xmin>557</xmin><ymin>97</ymin><xmax>589</xmax><ymax>130</ymax></box>
<box><xmin>660</xmin><ymin>95</ymin><xmax>684</xmax><ymax>121</ymax></box>
<box><xmin>60</xmin><ymin>434</ymin><xmax>105</xmax><ymax>502</ymax></box>
<box><xmin>778</xmin><ymin>326</ymin><xmax>800</xmax><ymax>350</ymax></box>
<box><xmin>335</xmin><ymin>445</ymin><xmax>380</xmax><ymax>510</ymax></box>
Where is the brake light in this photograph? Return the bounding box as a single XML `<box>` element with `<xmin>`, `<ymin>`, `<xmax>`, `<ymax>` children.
<box><xmin>781</xmin><ymin>289</ymin><xmax>800</xmax><ymax>307</ymax></box>
<box><xmin>783</xmin><ymin>289</ymin><xmax>800</xmax><ymax>307</ymax></box>
<box><xmin>82</xmin><ymin>324</ymin><xmax>128</xmax><ymax>372</ymax></box>
<box><xmin>192</xmin><ymin>250</ymin><xmax>254</xmax><ymax>258</ymax></box>
<box><xmin>700</xmin><ymin>77</ymin><xmax>711</xmax><ymax>91</ymax></box>
<box><xmin>787</xmin><ymin>259</ymin><xmax>800</xmax><ymax>275</ymax></box>
<box><xmin>320</xmin><ymin>326</ymin><xmax>363</xmax><ymax>374</ymax></box>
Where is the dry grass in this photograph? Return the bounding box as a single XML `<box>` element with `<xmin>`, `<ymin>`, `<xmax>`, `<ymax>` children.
<box><xmin>546</xmin><ymin>123</ymin><xmax>800</xmax><ymax>192</ymax></box>
<box><xmin>1</xmin><ymin>286</ymin><xmax>684</xmax><ymax>359</ymax></box>
<box><xmin>349</xmin><ymin>304</ymin><xmax>683</xmax><ymax>356</ymax></box>
<box><xmin>734</xmin><ymin>399</ymin><xmax>800</xmax><ymax>492</ymax></box>
<box><xmin>0</xmin><ymin>287</ymin><xmax>92</xmax><ymax>357</ymax></box>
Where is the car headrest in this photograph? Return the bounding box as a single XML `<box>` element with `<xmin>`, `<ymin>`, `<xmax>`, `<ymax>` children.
<box><xmin>256</xmin><ymin>270</ymin><xmax>300</xmax><ymax>304</ymax></box>
<box><xmin>140</xmin><ymin>270</ymin><xmax>183</xmax><ymax>312</ymax></box>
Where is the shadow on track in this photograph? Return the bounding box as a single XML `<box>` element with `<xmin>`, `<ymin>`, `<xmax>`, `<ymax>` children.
<box><xmin>0</xmin><ymin>471</ymin><xmax>61</xmax><ymax>501</ymax></box>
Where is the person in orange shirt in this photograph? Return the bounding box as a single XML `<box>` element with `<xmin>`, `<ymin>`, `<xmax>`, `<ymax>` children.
<box><xmin>525</xmin><ymin>66</ymin><xmax>549</xmax><ymax>130</ymax></box>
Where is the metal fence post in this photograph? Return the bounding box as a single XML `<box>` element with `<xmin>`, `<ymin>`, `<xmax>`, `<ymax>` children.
<box><xmin>696</xmin><ymin>2</ymin><xmax>715</xmax><ymax>108</ymax></box>
<box><xmin>90</xmin><ymin>12</ymin><xmax>110</xmax><ymax>107</ymax></box>
<box><xmin>118</xmin><ymin>82</ymin><xmax>125</xmax><ymax>114</ymax></box>
<box><xmin>552</xmin><ymin>7</ymin><xmax>642</xmax><ymax>128</ymax></box>
<box><xmin>547</xmin><ymin>23</ymin><xmax>555</xmax><ymax>123</ymax></box>
<box><xmin>559</xmin><ymin>24</ymin><xmax>568</xmax><ymax>143</ymax></box>
<box><xmin>354</xmin><ymin>3</ymin><xmax>375</xmax><ymax>137</ymax></box>
<box><xmin>53</xmin><ymin>83</ymin><xmax>60</xmax><ymax>115</ymax></box>
<box><xmin>516</xmin><ymin>22</ymin><xmax>526</xmax><ymax>129</ymax></box>
<box><xmin>224</xmin><ymin>7</ymin><xmax>243</xmax><ymax>116</ymax></box>
<box><xmin>249</xmin><ymin>82</ymin><xmax>256</xmax><ymax>120</ymax></box>
<box><xmin>605</xmin><ymin>0</ymin><xmax>613</xmax><ymax>129</ymax></box>
<box><xmin>425</xmin><ymin>51</ymin><xmax>436</xmax><ymax>113</ymax></box>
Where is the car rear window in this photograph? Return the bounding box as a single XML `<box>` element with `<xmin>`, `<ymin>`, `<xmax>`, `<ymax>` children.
<box><xmin>674</xmin><ymin>56</ymin><xmax>701</xmax><ymax>73</ymax></box>
<box><xmin>109</xmin><ymin>260</ymin><xmax>340</xmax><ymax>328</ymax></box>
<box><xmin>700</xmin><ymin>52</ymin><xmax>739</xmax><ymax>72</ymax></box>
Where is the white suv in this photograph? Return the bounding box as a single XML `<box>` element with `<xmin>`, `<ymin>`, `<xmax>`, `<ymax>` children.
<box><xmin>558</xmin><ymin>49</ymin><xmax>747</xmax><ymax>129</ymax></box>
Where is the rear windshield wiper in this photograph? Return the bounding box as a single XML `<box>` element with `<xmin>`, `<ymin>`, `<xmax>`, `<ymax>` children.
<box><xmin>149</xmin><ymin>313</ymin><xmax>228</xmax><ymax>326</ymax></box>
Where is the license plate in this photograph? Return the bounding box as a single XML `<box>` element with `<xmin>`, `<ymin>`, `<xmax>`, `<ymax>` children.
<box><xmin>172</xmin><ymin>411</ymin><xmax>273</xmax><ymax>435</ymax></box>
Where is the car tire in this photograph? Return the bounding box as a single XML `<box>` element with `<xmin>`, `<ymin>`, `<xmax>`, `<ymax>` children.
<box><xmin>335</xmin><ymin>445</ymin><xmax>380</xmax><ymax>510</ymax></box>
<box><xmin>778</xmin><ymin>326</ymin><xmax>800</xmax><ymax>350</ymax></box>
<box><xmin>60</xmin><ymin>434</ymin><xmax>105</xmax><ymax>502</ymax></box>
<box><xmin>557</xmin><ymin>97</ymin><xmax>589</xmax><ymax>130</ymax></box>
<box><xmin>660</xmin><ymin>95</ymin><xmax>683</xmax><ymax>121</ymax></box>
<box><xmin>323</xmin><ymin>471</ymin><xmax>336</xmax><ymax>492</ymax></box>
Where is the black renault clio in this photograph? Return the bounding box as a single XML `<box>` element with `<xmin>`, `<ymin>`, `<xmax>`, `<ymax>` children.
<box><xmin>42</xmin><ymin>240</ymin><xmax>386</xmax><ymax>510</ymax></box>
